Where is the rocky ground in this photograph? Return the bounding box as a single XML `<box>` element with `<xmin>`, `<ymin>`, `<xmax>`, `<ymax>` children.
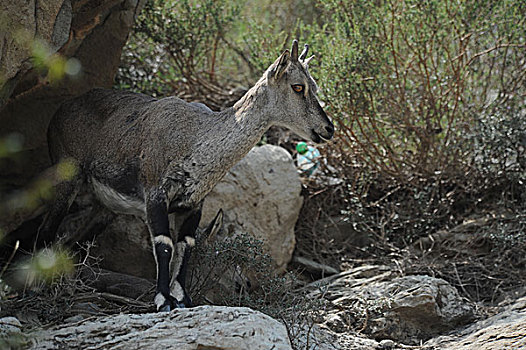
<box><xmin>2</xmin><ymin>269</ymin><xmax>525</xmax><ymax>349</ymax></box>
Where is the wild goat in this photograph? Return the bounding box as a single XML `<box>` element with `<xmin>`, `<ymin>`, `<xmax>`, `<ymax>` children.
<box><xmin>38</xmin><ymin>40</ymin><xmax>334</xmax><ymax>311</ymax></box>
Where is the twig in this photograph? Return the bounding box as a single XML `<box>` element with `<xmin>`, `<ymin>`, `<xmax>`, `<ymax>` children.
<box><xmin>0</xmin><ymin>240</ymin><xmax>19</xmax><ymax>279</ymax></box>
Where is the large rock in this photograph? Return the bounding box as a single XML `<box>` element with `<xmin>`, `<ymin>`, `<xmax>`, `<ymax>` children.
<box><xmin>0</xmin><ymin>0</ymin><xmax>146</xmax><ymax>257</ymax></box>
<box><xmin>290</xmin><ymin>323</ymin><xmax>381</xmax><ymax>350</ymax></box>
<box><xmin>0</xmin><ymin>0</ymin><xmax>71</xmax><ymax>105</ymax></box>
<box><xmin>89</xmin><ymin>213</ymin><xmax>156</xmax><ymax>279</ymax></box>
<box><xmin>201</xmin><ymin>144</ymin><xmax>303</xmax><ymax>272</ymax></box>
<box><xmin>0</xmin><ymin>0</ymin><xmax>146</xmax><ymax>199</ymax></box>
<box><xmin>425</xmin><ymin>296</ymin><xmax>526</xmax><ymax>350</ymax></box>
<box><xmin>0</xmin><ymin>316</ymin><xmax>27</xmax><ymax>349</ymax></box>
<box><xmin>29</xmin><ymin>306</ymin><xmax>293</xmax><ymax>350</ymax></box>
<box><xmin>365</xmin><ymin>275</ymin><xmax>474</xmax><ymax>343</ymax></box>
<box><xmin>305</xmin><ymin>266</ymin><xmax>474</xmax><ymax>345</ymax></box>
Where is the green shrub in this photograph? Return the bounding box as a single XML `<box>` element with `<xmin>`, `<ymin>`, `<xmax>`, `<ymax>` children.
<box><xmin>300</xmin><ymin>0</ymin><xmax>525</xmax><ymax>179</ymax></box>
<box><xmin>116</xmin><ymin>0</ymin><xmax>241</xmax><ymax>104</ymax></box>
<box><xmin>116</xmin><ymin>0</ymin><xmax>293</xmax><ymax>109</ymax></box>
<box><xmin>291</xmin><ymin>0</ymin><xmax>525</xmax><ymax>252</ymax></box>
<box><xmin>188</xmin><ymin>231</ymin><xmax>322</xmax><ymax>349</ymax></box>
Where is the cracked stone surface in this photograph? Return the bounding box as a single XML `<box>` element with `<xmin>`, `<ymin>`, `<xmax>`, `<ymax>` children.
<box><xmin>305</xmin><ymin>266</ymin><xmax>475</xmax><ymax>345</ymax></box>
<box><xmin>424</xmin><ymin>296</ymin><xmax>526</xmax><ymax>350</ymax></box>
<box><xmin>28</xmin><ymin>306</ymin><xmax>292</xmax><ymax>350</ymax></box>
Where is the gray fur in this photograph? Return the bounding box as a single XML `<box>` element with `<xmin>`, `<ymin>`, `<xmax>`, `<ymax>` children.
<box><xmin>44</xmin><ymin>40</ymin><xmax>333</xmax><ymax>310</ymax></box>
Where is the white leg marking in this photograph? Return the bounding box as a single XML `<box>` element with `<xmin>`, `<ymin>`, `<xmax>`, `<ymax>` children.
<box><xmin>170</xmin><ymin>242</ymin><xmax>187</xmax><ymax>286</ymax></box>
<box><xmin>184</xmin><ymin>236</ymin><xmax>196</xmax><ymax>247</ymax></box>
<box><xmin>170</xmin><ymin>281</ymin><xmax>185</xmax><ymax>302</ymax></box>
<box><xmin>168</xmin><ymin>241</ymin><xmax>190</xmax><ymax>304</ymax></box>
<box><xmin>155</xmin><ymin>292</ymin><xmax>167</xmax><ymax>311</ymax></box>
<box><xmin>154</xmin><ymin>235</ymin><xmax>174</xmax><ymax>249</ymax></box>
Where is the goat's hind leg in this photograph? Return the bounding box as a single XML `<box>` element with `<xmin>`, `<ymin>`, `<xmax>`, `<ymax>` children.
<box><xmin>35</xmin><ymin>171</ymin><xmax>82</xmax><ymax>249</ymax></box>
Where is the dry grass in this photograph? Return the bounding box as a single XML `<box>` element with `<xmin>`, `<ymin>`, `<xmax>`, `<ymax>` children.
<box><xmin>0</xmin><ymin>243</ymin><xmax>153</xmax><ymax>328</ymax></box>
<box><xmin>294</xmin><ymin>147</ymin><xmax>526</xmax><ymax>308</ymax></box>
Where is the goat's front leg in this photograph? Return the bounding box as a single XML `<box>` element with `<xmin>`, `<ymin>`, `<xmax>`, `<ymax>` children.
<box><xmin>146</xmin><ymin>188</ymin><xmax>182</xmax><ymax>312</ymax></box>
<box><xmin>169</xmin><ymin>206</ymin><xmax>202</xmax><ymax>308</ymax></box>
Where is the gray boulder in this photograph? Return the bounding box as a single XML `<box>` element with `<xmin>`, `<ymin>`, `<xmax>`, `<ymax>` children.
<box><xmin>201</xmin><ymin>144</ymin><xmax>302</xmax><ymax>272</ymax></box>
<box><xmin>425</xmin><ymin>296</ymin><xmax>526</xmax><ymax>350</ymax></box>
<box><xmin>364</xmin><ymin>275</ymin><xmax>474</xmax><ymax>343</ymax></box>
<box><xmin>305</xmin><ymin>266</ymin><xmax>474</xmax><ymax>345</ymax></box>
<box><xmin>29</xmin><ymin>306</ymin><xmax>293</xmax><ymax>350</ymax></box>
<box><xmin>0</xmin><ymin>0</ymin><xmax>146</xmax><ymax>235</ymax></box>
<box><xmin>0</xmin><ymin>316</ymin><xmax>28</xmax><ymax>349</ymax></box>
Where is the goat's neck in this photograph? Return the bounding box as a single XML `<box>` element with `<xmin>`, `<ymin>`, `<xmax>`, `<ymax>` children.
<box><xmin>212</xmin><ymin>77</ymin><xmax>271</xmax><ymax>165</ymax></box>
<box><xmin>228</xmin><ymin>77</ymin><xmax>271</xmax><ymax>151</ymax></box>
<box><xmin>181</xmin><ymin>77</ymin><xmax>271</xmax><ymax>204</ymax></box>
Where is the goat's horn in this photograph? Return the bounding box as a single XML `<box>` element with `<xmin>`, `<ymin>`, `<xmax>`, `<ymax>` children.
<box><xmin>299</xmin><ymin>44</ymin><xmax>309</xmax><ymax>61</ymax></box>
<box><xmin>303</xmin><ymin>55</ymin><xmax>315</xmax><ymax>66</ymax></box>
<box><xmin>291</xmin><ymin>40</ymin><xmax>299</xmax><ymax>61</ymax></box>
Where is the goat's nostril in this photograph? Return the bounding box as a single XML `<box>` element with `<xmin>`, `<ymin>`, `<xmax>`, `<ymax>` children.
<box><xmin>325</xmin><ymin>125</ymin><xmax>334</xmax><ymax>135</ymax></box>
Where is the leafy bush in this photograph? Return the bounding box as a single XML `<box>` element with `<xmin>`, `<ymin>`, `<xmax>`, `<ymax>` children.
<box><xmin>117</xmin><ymin>0</ymin><xmax>240</xmax><ymax>106</ymax></box>
<box><xmin>291</xmin><ymin>0</ymin><xmax>526</xmax><ymax>254</ymax></box>
<box><xmin>472</xmin><ymin>103</ymin><xmax>526</xmax><ymax>182</ymax></box>
<box><xmin>300</xmin><ymin>0</ymin><xmax>525</xmax><ymax>179</ymax></box>
<box><xmin>118</xmin><ymin>0</ymin><xmax>524</xmax><ymax>181</ymax></box>
<box><xmin>116</xmin><ymin>0</ymin><xmax>293</xmax><ymax>109</ymax></box>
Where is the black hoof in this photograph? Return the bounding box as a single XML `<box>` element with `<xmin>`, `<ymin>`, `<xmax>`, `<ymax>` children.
<box><xmin>155</xmin><ymin>292</ymin><xmax>192</xmax><ymax>312</ymax></box>
<box><xmin>159</xmin><ymin>304</ymin><xmax>172</xmax><ymax>312</ymax></box>
<box><xmin>156</xmin><ymin>293</ymin><xmax>180</xmax><ymax>312</ymax></box>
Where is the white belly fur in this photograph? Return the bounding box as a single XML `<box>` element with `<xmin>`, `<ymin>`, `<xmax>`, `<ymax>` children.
<box><xmin>91</xmin><ymin>177</ymin><xmax>146</xmax><ymax>218</ymax></box>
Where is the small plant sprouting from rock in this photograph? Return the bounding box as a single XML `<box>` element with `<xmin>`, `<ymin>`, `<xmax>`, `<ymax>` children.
<box><xmin>189</xmin><ymin>231</ymin><xmax>293</xmax><ymax>310</ymax></box>
<box><xmin>188</xmin><ymin>231</ymin><xmax>325</xmax><ymax>348</ymax></box>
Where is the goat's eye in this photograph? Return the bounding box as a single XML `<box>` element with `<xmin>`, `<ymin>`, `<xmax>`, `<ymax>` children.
<box><xmin>292</xmin><ymin>84</ymin><xmax>304</xmax><ymax>94</ymax></box>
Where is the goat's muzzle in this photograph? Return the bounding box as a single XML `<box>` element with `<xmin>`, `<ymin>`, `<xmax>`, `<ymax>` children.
<box><xmin>311</xmin><ymin>124</ymin><xmax>334</xmax><ymax>143</ymax></box>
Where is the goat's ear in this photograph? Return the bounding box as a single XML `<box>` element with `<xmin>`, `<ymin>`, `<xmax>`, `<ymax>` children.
<box><xmin>268</xmin><ymin>49</ymin><xmax>290</xmax><ymax>81</ymax></box>
<box><xmin>202</xmin><ymin>209</ymin><xmax>223</xmax><ymax>244</ymax></box>
<box><xmin>291</xmin><ymin>39</ymin><xmax>299</xmax><ymax>61</ymax></box>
